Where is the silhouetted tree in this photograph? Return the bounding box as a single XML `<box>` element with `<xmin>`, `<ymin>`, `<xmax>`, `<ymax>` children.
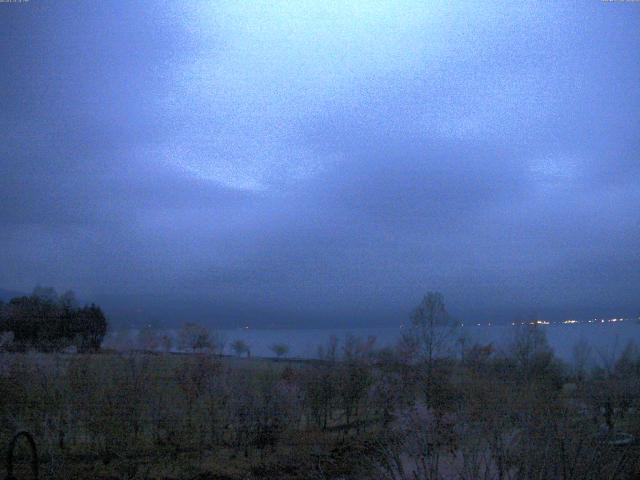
<box><xmin>232</xmin><ymin>339</ymin><xmax>250</xmax><ymax>358</ymax></box>
<box><xmin>178</xmin><ymin>322</ymin><xmax>212</xmax><ymax>353</ymax></box>
<box><xmin>508</xmin><ymin>322</ymin><xmax>554</xmax><ymax>382</ymax></box>
<box><xmin>403</xmin><ymin>292</ymin><xmax>458</xmax><ymax>365</ymax></box>
<box><xmin>74</xmin><ymin>304</ymin><xmax>108</xmax><ymax>352</ymax></box>
<box><xmin>270</xmin><ymin>343</ymin><xmax>289</xmax><ymax>360</ymax></box>
<box><xmin>0</xmin><ymin>289</ymin><xmax>108</xmax><ymax>352</ymax></box>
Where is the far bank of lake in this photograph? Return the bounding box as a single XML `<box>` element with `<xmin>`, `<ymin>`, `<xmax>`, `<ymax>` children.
<box><xmin>107</xmin><ymin>320</ymin><xmax>640</xmax><ymax>364</ymax></box>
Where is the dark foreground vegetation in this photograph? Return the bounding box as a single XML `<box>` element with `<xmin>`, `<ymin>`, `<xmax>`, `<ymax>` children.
<box><xmin>0</xmin><ymin>293</ymin><xmax>639</xmax><ymax>479</ymax></box>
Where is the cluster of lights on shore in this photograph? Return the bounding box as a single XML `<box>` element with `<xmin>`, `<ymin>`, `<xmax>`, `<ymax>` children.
<box><xmin>501</xmin><ymin>317</ymin><xmax>635</xmax><ymax>327</ymax></box>
<box><xmin>458</xmin><ymin>317</ymin><xmax>637</xmax><ymax>328</ymax></box>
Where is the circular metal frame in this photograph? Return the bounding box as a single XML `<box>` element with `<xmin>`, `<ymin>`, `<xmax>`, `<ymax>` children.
<box><xmin>5</xmin><ymin>431</ymin><xmax>38</xmax><ymax>480</ymax></box>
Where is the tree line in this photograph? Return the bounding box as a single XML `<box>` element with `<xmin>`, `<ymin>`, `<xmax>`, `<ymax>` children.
<box><xmin>0</xmin><ymin>291</ymin><xmax>638</xmax><ymax>478</ymax></box>
<box><xmin>0</xmin><ymin>286</ymin><xmax>108</xmax><ymax>352</ymax></box>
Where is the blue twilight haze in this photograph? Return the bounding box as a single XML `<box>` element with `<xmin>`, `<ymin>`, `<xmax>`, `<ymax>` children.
<box><xmin>1</xmin><ymin>1</ymin><xmax>639</xmax><ymax>327</ymax></box>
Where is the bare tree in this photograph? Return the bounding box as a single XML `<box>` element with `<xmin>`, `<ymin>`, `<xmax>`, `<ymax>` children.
<box><xmin>231</xmin><ymin>339</ymin><xmax>250</xmax><ymax>358</ymax></box>
<box><xmin>317</xmin><ymin>335</ymin><xmax>339</xmax><ymax>362</ymax></box>
<box><xmin>270</xmin><ymin>343</ymin><xmax>289</xmax><ymax>360</ymax></box>
<box><xmin>178</xmin><ymin>322</ymin><xmax>212</xmax><ymax>353</ymax></box>
<box><xmin>572</xmin><ymin>337</ymin><xmax>592</xmax><ymax>381</ymax></box>
<box><xmin>402</xmin><ymin>292</ymin><xmax>459</xmax><ymax>365</ymax></box>
<box><xmin>507</xmin><ymin>322</ymin><xmax>553</xmax><ymax>381</ymax></box>
<box><xmin>373</xmin><ymin>403</ymin><xmax>457</xmax><ymax>480</ymax></box>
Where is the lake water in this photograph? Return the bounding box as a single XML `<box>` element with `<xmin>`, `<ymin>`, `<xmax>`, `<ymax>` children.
<box><xmin>107</xmin><ymin>321</ymin><xmax>640</xmax><ymax>365</ymax></box>
<box><xmin>215</xmin><ymin>321</ymin><xmax>639</xmax><ymax>363</ymax></box>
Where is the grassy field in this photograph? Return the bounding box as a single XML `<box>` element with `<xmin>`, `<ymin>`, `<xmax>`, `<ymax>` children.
<box><xmin>1</xmin><ymin>351</ymin><xmax>380</xmax><ymax>479</ymax></box>
<box><xmin>1</xmin><ymin>337</ymin><xmax>639</xmax><ymax>479</ymax></box>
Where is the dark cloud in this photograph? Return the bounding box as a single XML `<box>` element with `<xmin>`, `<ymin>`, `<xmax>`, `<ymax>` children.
<box><xmin>1</xmin><ymin>1</ymin><xmax>639</xmax><ymax>326</ymax></box>
<box><xmin>0</xmin><ymin>168</ymin><xmax>251</xmax><ymax>227</ymax></box>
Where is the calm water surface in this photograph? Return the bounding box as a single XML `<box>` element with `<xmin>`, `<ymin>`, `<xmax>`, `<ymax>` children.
<box><xmin>107</xmin><ymin>321</ymin><xmax>639</xmax><ymax>364</ymax></box>
<box><xmin>217</xmin><ymin>321</ymin><xmax>639</xmax><ymax>363</ymax></box>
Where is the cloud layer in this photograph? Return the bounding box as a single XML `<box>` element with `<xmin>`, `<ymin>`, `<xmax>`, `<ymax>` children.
<box><xmin>1</xmin><ymin>1</ymin><xmax>639</xmax><ymax>325</ymax></box>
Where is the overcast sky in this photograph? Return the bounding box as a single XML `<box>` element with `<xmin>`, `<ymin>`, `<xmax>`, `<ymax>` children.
<box><xmin>1</xmin><ymin>1</ymin><xmax>639</xmax><ymax>326</ymax></box>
